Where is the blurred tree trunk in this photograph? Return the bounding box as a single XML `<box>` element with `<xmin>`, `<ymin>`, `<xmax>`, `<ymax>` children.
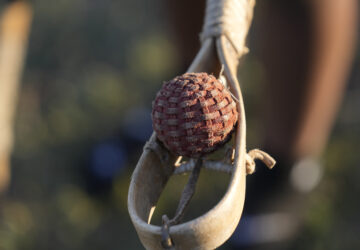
<box><xmin>0</xmin><ymin>1</ymin><xmax>32</xmax><ymax>193</ymax></box>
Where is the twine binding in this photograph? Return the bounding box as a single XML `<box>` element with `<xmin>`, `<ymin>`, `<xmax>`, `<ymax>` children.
<box><xmin>200</xmin><ymin>0</ymin><xmax>255</xmax><ymax>57</ymax></box>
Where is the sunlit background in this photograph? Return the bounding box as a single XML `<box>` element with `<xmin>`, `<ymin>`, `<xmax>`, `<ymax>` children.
<box><xmin>0</xmin><ymin>0</ymin><xmax>359</xmax><ymax>249</ymax></box>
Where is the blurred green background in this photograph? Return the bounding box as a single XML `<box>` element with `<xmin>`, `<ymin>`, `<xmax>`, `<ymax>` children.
<box><xmin>0</xmin><ymin>0</ymin><xmax>359</xmax><ymax>249</ymax></box>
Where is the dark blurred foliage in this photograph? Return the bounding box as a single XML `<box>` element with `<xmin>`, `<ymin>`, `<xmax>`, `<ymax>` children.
<box><xmin>0</xmin><ymin>0</ymin><xmax>359</xmax><ymax>249</ymax></box>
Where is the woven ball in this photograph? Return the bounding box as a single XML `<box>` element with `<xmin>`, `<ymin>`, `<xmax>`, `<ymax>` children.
<box><xmin>152</xmin><ymin>72</ymin><xmax>238</xmax><ymax>158</ymax></box>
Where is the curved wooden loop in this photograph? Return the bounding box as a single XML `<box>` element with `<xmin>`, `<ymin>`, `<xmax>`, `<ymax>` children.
<box><xmin>128</xmin><ymin>34</ymin><xmax>249</xmax><ymax>249</ymax></box>
<box><xmin>128</xmin><ymin>0</ymin><xmax>258</xmax><ymax>248</ymax></box>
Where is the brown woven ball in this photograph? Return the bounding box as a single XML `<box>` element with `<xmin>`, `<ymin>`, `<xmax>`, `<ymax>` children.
<box><xmin>152</xmin><ymin>72</ymin><xmax>238</xmax><ymax>158</ymax></box>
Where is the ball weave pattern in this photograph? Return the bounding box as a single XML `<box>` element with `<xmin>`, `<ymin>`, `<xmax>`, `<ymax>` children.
<box><xmin>152</xmin><ymin>73</ymin><xmax>238</xmax><ymax>158</ymax></box>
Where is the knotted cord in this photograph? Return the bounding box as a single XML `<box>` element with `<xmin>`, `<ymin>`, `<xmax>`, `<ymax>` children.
<box><xmin>201</xmin><ymin>0</ymin><xmax>255</xmax><ymax>57</ymax></box>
